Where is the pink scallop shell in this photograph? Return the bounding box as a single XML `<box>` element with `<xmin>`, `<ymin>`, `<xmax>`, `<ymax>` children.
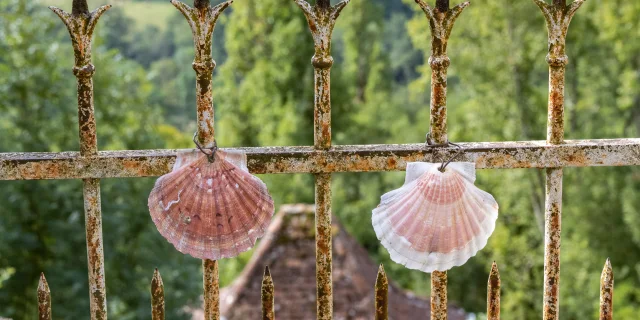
<box><xmin>148</xmin><ymin>149</ymin><xmax>274</xmax><ymax>260</ymax></box>
<box><xmin>372</xmin><ymin>162</ymin><xmax>498</xmax><ymax>272</ymax></box>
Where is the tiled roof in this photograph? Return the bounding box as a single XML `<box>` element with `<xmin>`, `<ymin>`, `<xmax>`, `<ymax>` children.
<box><xmin>214</xmin><ymin>204</ymin><xmax>467</xmax><ymax>320</ymax></box>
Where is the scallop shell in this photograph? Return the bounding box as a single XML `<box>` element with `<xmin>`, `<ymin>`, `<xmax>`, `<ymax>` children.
<box><xmin>372</xmin><ymin>162</ymin><xmax>498</xmax><ymax>272</ymax></box>
<box><xmin>148</xmin><ymin>149</ymin><xmax>274</xmax><ymax>260</ymax></box>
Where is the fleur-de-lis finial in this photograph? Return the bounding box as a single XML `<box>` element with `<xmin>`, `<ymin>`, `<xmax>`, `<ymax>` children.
<box><xmin>293</xmin><ymin>0</ymin><xmax>350</xmax><ymax>69</ymax></box>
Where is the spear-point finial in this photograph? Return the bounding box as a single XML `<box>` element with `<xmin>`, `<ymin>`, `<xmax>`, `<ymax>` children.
<box><xmin>488</xmin><ymin>262</ymin><xmax>501</xmax><ymax>320</ymax></box>
<box><xmin>38</xmin><ymin>273</ymin><xmax>52</xmax><ymax>320</ymax></box>
<box><xmin>262</xmin><ymin>266</ymin><xmax>275</xmax><ymax>320</ymax></box>
<box><xmin>600</xmin><ymin>258</ymin><xmax>614</xmax><ymax>320</ymax></box>
<box><xmin>151</xmin><ymin>268</ymin><xmax>165</xmax><ymax>320</ymax></box>
<box><xmin>375</xmin><ymin>264</ymin><xmax>388</xmax><ymax>320</ymax></box>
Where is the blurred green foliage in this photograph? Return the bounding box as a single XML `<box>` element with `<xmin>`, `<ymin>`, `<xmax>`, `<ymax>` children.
<box><xmin>1</xmin><ymin>0</ymin><xmax>639</xmax><ymax>319</ymax></box>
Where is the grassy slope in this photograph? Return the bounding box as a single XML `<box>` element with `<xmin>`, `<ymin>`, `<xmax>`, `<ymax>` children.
<box><xmin>40</xmin><ymin>0</ymin><xmax>176</xmax><ymax>31</ymax></box>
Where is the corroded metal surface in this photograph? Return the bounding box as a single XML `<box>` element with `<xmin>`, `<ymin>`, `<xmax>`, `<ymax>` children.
<box><xmin>203</xmin><ymin>259</ymin><xmax>220</xmax><ymax>320</ymax></box>
<box><xmin>314</xmin><ymin>172</ymin><xmax>333</xmax><ymax>320</ymax></box>
<box><xmin>487</xmin><ymin>262</ymin><xmax>500</xmax><ymax>320</ymax></box>
<box><xmin>3</xmin><ymin>139</ymin><xmax>640</xmax><ymax>180</ymax></box>
<box><xmin>374</xmin><ymin>264</ymin><xmax>388</xmax><ymax>320</ymax></box>
<box><xmin>532</xmin><ymin>0</ymin><xmax>585</xmax><ymax>145</ymax></box>
<box><xmin>151</xmin><ymin>269</ymin><xmax>165</xmax><ymax>320</ymax></box>
<box><xmin>261</xmin><ymin>266</ymin><xmax>275</xmax><ymax>320</ymax></box>
<box><xmin>83</xmin><ymin>178</ymin><xmax>107</xmax><ymax>320</ymax></box>
<box><xmin>532</xmin><ymin>1</ymin><xmax>584</xmax><ymax>319</ymax></box>
<box><xmin>171</xmin><ymin>0</ymin><xmax>232</xmax><ymax>148</ymax></box>
<box><xmin>600</xmin><ymin>259</ymin><xmax>614</xmax><ymax>320</ymax></box>
<box><xmin>431</xmin><ymin>271</ymin><xmax>447</xmax><ymax>320</ymax></box>
<box><xmin>415</xmin><ymin>0</ymin><xmax>469</xmax><ymax>145</ymax></box>
<box><xmin>293</xmin><ymin>0</ymin><xmax>349</xmax><ymax>150</ymax></box>
<box><xmin>294</xmin><ymin>1</ymin><xmax>349</xmax><ymax>318</ymax></box>
<box><xmin>49</xmin><ymin>3</ymin><xmax>110</xmax><ymax>319</ymax></box>
<box><xmin>38</xmin><ymin>273</ymin><xmax>52</xmax><ymax>320</ymax></box>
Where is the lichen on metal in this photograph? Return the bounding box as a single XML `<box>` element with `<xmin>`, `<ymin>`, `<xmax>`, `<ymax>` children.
<box><xmin>293</xmin><ymin>0</ymin><xmax>349</xmax><ymax>150</ymax></box>
<box><xmin>293</xmin><ymin>1</ymin><xmax>349</xmax><ymax>318</ymax></box>
<box><xmin>431</xmin><ymin>271</ymin><xmax>448</xmax><ymax>320</ymax></box>
<box><xmin>171</xmin><ymin>0</ymin><xmax>232</xmax><ymax>148</ymax></box>
<box><xmin>414</xmin><ymin>0</ymin><xmax>469</xmax><ymax>145</ymax></box>
<box><xmin>532</xmin><ymin>1</ymin><xmax>585</xmax><ymax>319</ymax></box>
<box><xmin>261</xmin><ymin>266</ymin><xmax>275</xmax><ymax>320</ymax></box>
<box><xmin>151</xmin><ymin>268</ymin><xmax>165</xmax><ymax>320</ymax></box>
<box><xmin>374</xmin><ymin>264</ymin><xmax>388</xmax><ymax>320</ymax></box>
<box><xmin>600</xmin><ymin>259</ymin><xmax>614</xmax><ymax>320</ymax></box>
<box><xmin>38</xmin><ymin>273</ymin><xmax>52</xmax><ymax>320</ymax></box>
<box><xmin>2</xmin><ymin>139</ymin><xmax>640</xmax><ymax>180</ymax></box>
<box><xmin>203</xmin><ymin>259</ymin><xmax>220</xmax><ymax>320</ymax></box>
<box><xmin>487</xmin><ymin>262</ymin><xmax>500</xmax><ymax>320</ymax></box>
<box><xmin>49</xmin><ymin>2</ymin><xmax>110</xmax><ymax>319</ymax></box>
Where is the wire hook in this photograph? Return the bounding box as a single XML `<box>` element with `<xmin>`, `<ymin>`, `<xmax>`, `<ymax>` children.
<box><xmin>193</xmin><ymin>132</ymin><xmax>218</xmax><ymax>163</ymax></box>
<box><xmin>425</xmin><ymin>133</ymin><xmax>464</xmax><ymax>172</ymax></box>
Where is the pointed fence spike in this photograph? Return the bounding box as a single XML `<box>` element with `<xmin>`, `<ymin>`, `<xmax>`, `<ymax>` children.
<box><xmin>375</xmin><ymin>264</ymin><xmax>388</xmax><ymax>320</ymax></box>
<box><xmin>38</xmin><ymin>273</ymin><xmax>52</xmax><ymax>320</ymax></box>
<box><xmin>151</xmin><ymin>268</ymin><xmax>165</xmax><ymax>320</ymax></box>
<box><xmin>600</xmin><ymin>258</ymin><xmax>614</xmax><ymax>320</ymax></box>
<box><xmin>262</xmin><ymin>266</ymin><xmax>275</xmax><ymax>320</ymax></box>
<box><xmin>487</xmin><ymin>262</ymin><xmax>501</xmax><ymax>320</ymax></box>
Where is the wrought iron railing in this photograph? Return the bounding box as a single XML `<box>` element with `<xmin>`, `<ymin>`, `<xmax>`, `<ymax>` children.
<box><xmin>0</xmin><ymin>0</ymin><xmax>629</xmax><ymax>319</ymax></box>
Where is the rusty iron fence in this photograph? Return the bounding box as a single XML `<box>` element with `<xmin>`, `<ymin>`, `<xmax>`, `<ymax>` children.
<box><xmin>0</xmin><ymin>0</ymin><xmax>630</xmax><ymax>318</ymax></box>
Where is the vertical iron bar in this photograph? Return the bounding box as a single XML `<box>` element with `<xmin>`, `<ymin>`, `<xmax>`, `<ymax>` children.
<box><xmin>430</xmin><ymin>272</ymin><xmax>447</xmax><ymax>320</ymax></box>
<box><xmin>172</xmin><ymin>2</ymin><xmax>232</xmax><ymax>319</ymax></box>
<box><xmin>203</xmin><ymin>259</ymin><xmax>220</xmax><ymax>320</ymax></box>
<box><xmin>487</xmin><ymin>262</ymin><xmax>500</xmax><ymax>320</ymax></box>
<box><xmin>38</xmin><ymin>273</ymin><xmax>52</xmax><ymax>320</ymax></box>
<box><xmin>600</xmin><ymin>259</ymin><xmax>614</xmax><ymax>320</ymax></box>
<box><xmin>151</xmin><ymin>268</ymin><xmax>165</xmax><ymax>320</ymax></box>
<box><xmin>415</xmin><ymin>0</ymin><xmax>468</xmax><ymax>145</ymax></box>
<box><xmin>374</xmin><ymin>264</ymin><xmax>388</xmax><ymax>320</ymax></box>
<box><xmin>49</xmin><ymin>3</ymin><xmax>111</xmax><ymax>319</ymax></box>
<box><xmin>171</xmin><ymin>0</ymin><xmax>231</xmax><ymax>149</ymax></box>
<box><xmin>413</xmin><ymin>2</ymin><xmax>468</xmax><ymax>319</ymax></box>
<box><xmin>262</xmin><ymin>266</ymin><xmax>275</xmax><ymax>320</ymax></box>
<box><xmin>293</xmin><ymin>1</ymin><xmax>349</xmax><ymax>319</ymax></box>
<box><xmin>532</xmin><ymin>1</ymin><xmax>584</xmax><ymax>319</ymax></box>
<box><xmin>315</xmin><ymin>172</ymin><xmax>332</xmax><ymax>319</ymax></box>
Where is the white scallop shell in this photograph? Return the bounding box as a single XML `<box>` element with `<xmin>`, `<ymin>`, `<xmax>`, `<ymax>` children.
<box><xmin>372</xmin><ymin>162</ymin><xmax>498</xmax><ymax>272</ymax></box>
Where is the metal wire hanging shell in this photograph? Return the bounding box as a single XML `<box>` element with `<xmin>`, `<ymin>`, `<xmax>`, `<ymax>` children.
<box><xmin>372</xmin><ymin>162</ymin><xmax>498</xmax><ymax>272</ymax></box>
<box><xmin>148</xmin><ymin>149</ymin><xmax>274</xmax><ymax>260</ymax></box>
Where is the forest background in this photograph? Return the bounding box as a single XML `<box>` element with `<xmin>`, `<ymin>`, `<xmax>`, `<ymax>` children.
<box><xmin>1</xmin><ymin>0</ymin><xmax>639</xmax><ymax>318</ymax></box>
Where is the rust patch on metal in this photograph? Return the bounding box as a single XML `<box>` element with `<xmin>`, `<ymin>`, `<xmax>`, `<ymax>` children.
<box><xmin>38</xmin><ymin>273</ymin><xmax>52</xmax><ymax>320</ymax></box>
<box><xmin>151</xmin><ymin>268</ymin><xmax>165</xmax><ymax>320</ymax></box>
<box><xmin>203</xmin><ymin>259</ymin><xmax>220</xmax><ymax>320</ymax></box>
<box><xmin>543</xmin><ymin>168</ymin><xmax>563</xmax><ymax>320</ymax></box>
<box><xmin>414</xmin><ymin>0</ymin><xmax>469</xmax><ymax>145</ymax></box>
<box><xmin>172</xmin><ymin>0</ymin><xmax>232</xmax><ymax>148</ymax></box>
<box><xmin>431</xmin><ymin>270</ymin><xmax>448</xmax><ymax>320</ymax></box>
<box><xmin>261</xmin><ymin>266</ymin><xmax>275</xmax><ymax>320</ymax></box>
<box><xmin>487</xmin><ymin>262</ymin><xmax>500</xmax><ymax>320</ymax></box>
<box><xmin>83</xmin><ymin>178</ymin><xmax>107</xmax><ymax>320</ymax></box>
<box><xmin>375</xmin><ymin>264</ymin><xmax>388</xmax><ymax>320</ymax></box>
<box><xmin>315</xmin><ymin>172</ymin><xmax>333</xmax><ymax>319</ymax></box>
<box><xmin>600</xmin><ymin>259</ymin><xmax>614</xmax><ymax>320</ymax></box>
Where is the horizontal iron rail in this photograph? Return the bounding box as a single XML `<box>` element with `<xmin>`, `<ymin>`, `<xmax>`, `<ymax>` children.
<box><xmin>1</xmin><ymin>138</ymin><xmax>639</xmax><ymax>180</ymax></box>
